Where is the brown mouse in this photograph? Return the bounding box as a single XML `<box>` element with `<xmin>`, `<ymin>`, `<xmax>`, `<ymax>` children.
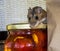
<box><xmin>27</xmin><ymin>6</ymin><xmax>47</xmax><ymax>28</ymax></box>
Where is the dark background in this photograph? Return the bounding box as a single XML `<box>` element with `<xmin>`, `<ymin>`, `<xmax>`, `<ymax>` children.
<box><xmin>0</xmin><ymin>31</ymin><xmax>8</xmax><ymax>51</ymax></box>
<box><xmin>0</xmin><ymin>31</ymin><xmax>8</xmax><ymax>41</ymax></box>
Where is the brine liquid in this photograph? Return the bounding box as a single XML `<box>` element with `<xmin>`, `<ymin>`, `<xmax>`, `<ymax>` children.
<box><xmin>4</xmin><ymin>29</ymin><xmax>47</xmax><ymax>51</ymax></box>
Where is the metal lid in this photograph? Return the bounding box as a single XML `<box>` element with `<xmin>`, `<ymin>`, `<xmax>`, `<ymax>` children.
<box><xmin>7</xmin><ymin>23</ymin><xmax>31</xmax><ymax>30</ymax></box>
<box><xmin>7</xmin><ymin>23</ymin><xmax>47</xmax><ymax>30</ymax></box>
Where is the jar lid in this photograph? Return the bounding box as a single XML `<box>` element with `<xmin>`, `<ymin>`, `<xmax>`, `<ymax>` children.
<box><xmin>7</xmin><ymin>23</ymin><xmax>47</xmax><ymax>30</ymax></box>
<box><xmin>7</xmin><ymin>23</ymin><xmax>31</xmax><ymax>30</ymax></box>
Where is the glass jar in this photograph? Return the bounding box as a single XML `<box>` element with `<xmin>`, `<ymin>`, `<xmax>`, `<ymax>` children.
<box><xmin>4</xmin><ymin>23</ymin><xmax>47</xmax><ymax>51</ymax></box>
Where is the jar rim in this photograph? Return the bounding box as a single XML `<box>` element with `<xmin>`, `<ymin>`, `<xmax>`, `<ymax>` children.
<box><xmin>7</xmin><ymin>23</ymin><xmax>47</xmax><ymax>30</ymax></box>
<box><xmin>7</xmin><ymin>23</ymin><xmax>31</xmax><ymax>30</ymax></box>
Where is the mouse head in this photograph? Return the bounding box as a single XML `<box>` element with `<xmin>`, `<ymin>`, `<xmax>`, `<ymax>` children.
<box><xmin>27</xmin><ymin>6</ymin><xmax>47</xmax><ymax>26</ymax></box>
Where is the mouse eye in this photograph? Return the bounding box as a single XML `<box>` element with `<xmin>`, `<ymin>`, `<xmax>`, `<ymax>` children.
<box><xmin>28</xmin><ymin>17</ymin><xmax>31</xmax><ymax>20</ymax></box>
<box><xmin>35</xmin><ymin>16</ymin><xmax>38</xmax><ymax>20</ymax></box>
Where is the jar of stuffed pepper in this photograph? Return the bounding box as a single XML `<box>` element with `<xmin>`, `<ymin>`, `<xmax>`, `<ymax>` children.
<box><xmin>4</xmin><ymin>23</ymin><xmax>47</xmax><ymax>51</ymax></box>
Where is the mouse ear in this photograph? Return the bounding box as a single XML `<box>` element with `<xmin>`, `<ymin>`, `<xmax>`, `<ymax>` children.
<box><xmin>35</xmin><ymin>7</ymin><xmax>42</xmax><ymax>14</ymax></box>
<box><xmin>28</xmin><ymin>7</ymin><xmax>32</xmax><ymax>14</ymax></box>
